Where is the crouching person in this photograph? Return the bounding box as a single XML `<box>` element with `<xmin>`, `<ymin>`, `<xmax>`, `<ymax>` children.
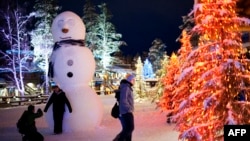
<box><xmin>17</xmin><ymin>105</ymin><xmax>44</xmax><ymax>141</ymax></box>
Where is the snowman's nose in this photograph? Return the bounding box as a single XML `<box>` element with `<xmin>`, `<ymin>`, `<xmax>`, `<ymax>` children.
<box><xmin>62</xmin><ymin>28</ymin><xmax>69</xmax><ymax>33</ymax></box>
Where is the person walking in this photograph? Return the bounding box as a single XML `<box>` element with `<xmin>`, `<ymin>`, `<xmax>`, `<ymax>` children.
<box><xmin>113</xmin><ymin>74</ymin><xmax>135</xmax><ymax>141</ymax></box>
<box><xmin>17</xmin><ymin>105</ymin><xmax>44</xmax><ymax>141</ymax></box>
<box><xmin>44</xmin><ymin>85</ymin><xmax>72</xmax><ymax>134</ymax></box>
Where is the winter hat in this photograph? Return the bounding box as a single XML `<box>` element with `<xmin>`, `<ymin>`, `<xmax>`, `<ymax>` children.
<box><xmin>126</xmin><ymin>74</ymin><xmax>135</xmax><ymax>82</ymax></box>
<box><xmin>28</xmin><ymin>105</ymin><xmax>35</xmax><ymax>112</ymax></box>
<box><xmin>52</xmin><ymin>85</ymin><xmax>59</xmax><ymax>89</ymax></box>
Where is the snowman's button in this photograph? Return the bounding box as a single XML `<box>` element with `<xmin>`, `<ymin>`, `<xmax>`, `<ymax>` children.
<box><xmin>67</xmin><ymin>72</ymin><xmax>73</xmax><ymax>78</ymax></box>
<box><xmin>67</xmin><ymin>60</ymin><xmax>73</xmax><ymax>66</ymax></box>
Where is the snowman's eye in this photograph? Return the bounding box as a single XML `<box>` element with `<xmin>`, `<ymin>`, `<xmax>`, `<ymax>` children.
<box><xmin>67</xmin><ymin>19</ymin><xmax>75</xmax><ymax>26</ymax></box>
<box><xmin>67</xmin><ymin>59</ymin><xmax>73</xmax><ymax>66</ymax></box>
<box><xmin>58</xmin><ymin>20</ymin><xmax>64</xmax><ymax>28</ymax></box>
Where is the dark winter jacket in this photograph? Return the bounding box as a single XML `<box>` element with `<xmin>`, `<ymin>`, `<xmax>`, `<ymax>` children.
<box><xmin>19</xmin><ymin>108</ymin><xmax>43</xmax><ymax>134</ymax></box>
<box><xmin>119</xmin><ymin>79</ymin><xmax>134</xmax><ymax>115</ymax></box>
<box><xmin>44</xmin><ymin>90</ymin><xmax>72</xmax><ymax>113</ymax></box>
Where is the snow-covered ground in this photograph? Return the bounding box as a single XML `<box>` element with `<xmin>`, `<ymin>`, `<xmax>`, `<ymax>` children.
<box><xmin>0</xmin><ymin>94</ymin><xmax>179</xmax><ymax>141</ymax></box>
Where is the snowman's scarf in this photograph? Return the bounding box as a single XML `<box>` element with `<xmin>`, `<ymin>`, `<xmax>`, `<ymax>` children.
<box><xmin>49</xmin><ymin>39</ymin><xmax>85</xmax><ymax>78</ymax></box>
<box><xmin>53</xmin><ymin>39</ymin><xmax>85</xmax><ymax>51</ymax></box>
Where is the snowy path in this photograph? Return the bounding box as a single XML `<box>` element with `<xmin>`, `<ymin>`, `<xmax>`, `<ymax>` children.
<box><xmin>0</xmin><ymin>94</ymin><xmax>178</xmax><ymax>141</ymax></box>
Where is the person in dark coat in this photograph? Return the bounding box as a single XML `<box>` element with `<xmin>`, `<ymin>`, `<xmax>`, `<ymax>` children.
<box><xmin>18</xmin><ymin>105</ymin><xmax>44</xmax><ymax>141</ymax></box>
<box><xmin>113</xmin><ymin>74</ymin><xmax>135</xmax><ymax>141</ymax></box>
<box><xmin>44</xmin><ymin>85</ymin><xmax>72</xmax><ymax>134</ymax></box>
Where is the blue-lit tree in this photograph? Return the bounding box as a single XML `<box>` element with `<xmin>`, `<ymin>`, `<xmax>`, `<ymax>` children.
<box><xmin>30</xmin><ymin>0</ymin><xmax>59</xmax><ymax>94</ymax></box>
<box><xmin>143</xmin><ymin>58</ymin><xmax>155</xmax><ymax>79</ymax></box>
<box><xmin>0</xmin><ymin>5</ymin><xmax>35</xmax><ymax>96</ymax></box>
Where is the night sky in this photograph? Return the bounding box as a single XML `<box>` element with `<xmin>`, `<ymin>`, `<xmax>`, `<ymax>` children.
<box><xmin>58</xmin><ymin>0</ymin><xmax>194</xmax><ymax>56</ymax></box>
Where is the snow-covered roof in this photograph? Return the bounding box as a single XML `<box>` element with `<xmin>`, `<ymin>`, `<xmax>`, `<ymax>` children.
<box><xmin>107</xmin><ymin>65</ymin><xmax>135</xmax><ymax>73</ymax></box>
<box><xmin>0</xmin><ymin>78</ymin><xmax>6</xmax><ymax>85</ymax></box>
<box><xmin>144</xmin><ymin>78</ymin><xmax>158</xmax><ymax>82</ymax></box>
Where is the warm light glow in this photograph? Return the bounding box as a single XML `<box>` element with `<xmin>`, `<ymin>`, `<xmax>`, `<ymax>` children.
<box><xmin>158</xmin><ymin>0</ymin><xmax>250</xmax><ymax>140</ymax></box>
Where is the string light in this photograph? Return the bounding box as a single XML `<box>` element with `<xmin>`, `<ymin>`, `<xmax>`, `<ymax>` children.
<box><xmin>158</xmin><ymin>0</ymin><xmax>250</xmax><ymax>140</ymax></box>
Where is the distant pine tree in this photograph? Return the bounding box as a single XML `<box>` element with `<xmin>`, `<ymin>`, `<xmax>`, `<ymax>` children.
<box><xmin>82</xmin><ymin>0</ymin><xmax>98</xmax><ymax>48</ymax></box>
<box><xmin>148</xmin><ymin>38</ymin><xmax>167</xmax><ymax>73</ymax></box>
<box><xmin>30</xmin><ymin>0</ymin><xmax>60</xmax><ymax>94</ymax></box>
<box><xmin>178</xmin><ymin>13</ymin><xmax>199</xmax><ymax>48</ymax></box>
<box><xmin>84</xmin><ymin>3</ymin><xmax>125</xmax><ymax>70</ymax></box>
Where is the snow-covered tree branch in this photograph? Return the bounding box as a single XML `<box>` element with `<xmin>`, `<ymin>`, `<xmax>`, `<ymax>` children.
<box><xmin>0</xmin><ymin>6</ymin><xmax>35</xmax><ymax>96</ymax></box>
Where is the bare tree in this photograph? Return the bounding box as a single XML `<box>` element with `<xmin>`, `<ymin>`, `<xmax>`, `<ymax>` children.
<box><xmin>0</xmin><ymin>5</ymin><xmax>35</xmax><ymax>96</ymax></box>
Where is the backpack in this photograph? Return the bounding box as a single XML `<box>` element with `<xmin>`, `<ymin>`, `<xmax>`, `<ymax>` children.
<box><xmin>111</xmin><ymin>89</ymin><xmax>120</xmax><ymax>118</ymax></box>
<box><xmin>111</xmin><ymin>101</ymin><xmax>119</xmax><ymax>118</ymax></box>
<box><xmin>16</xmin><ymin>112</ymin><xmax>28</xmax><ymax>134</ymax></box>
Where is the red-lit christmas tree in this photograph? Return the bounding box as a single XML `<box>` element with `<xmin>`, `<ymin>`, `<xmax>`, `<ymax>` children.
<box><xmin>159</xmin><ymin>0</ymin><xmax>250</xmax><ymax>140</ymax></box>
<box><xmin>158</xmin><ymin>30</ymin><xmax>193</xmax><ymax>123</ymax></box>
<box><xmin>158</xmin><ymin>53</ymin><xmax>179</xmax><ymax>111</ymax></box>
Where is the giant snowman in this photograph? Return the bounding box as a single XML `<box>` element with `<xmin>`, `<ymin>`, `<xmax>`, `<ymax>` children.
<box><xmin>46</xmin><ymin>11</ymin><xmax>103</xmax><ymax>132</ymax></box>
